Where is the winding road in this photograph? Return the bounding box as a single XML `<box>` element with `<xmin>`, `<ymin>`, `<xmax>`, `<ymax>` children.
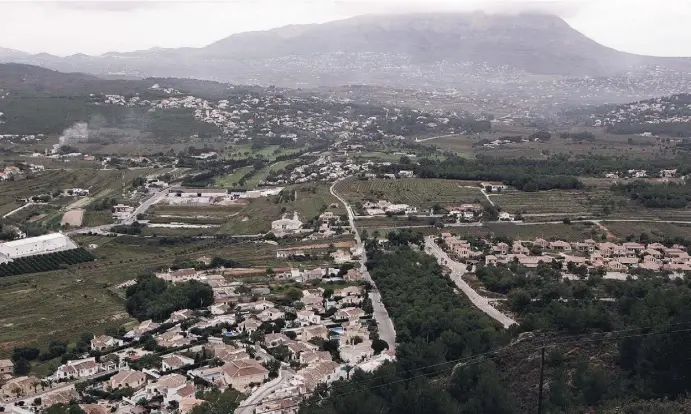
<box><xmin>330</xmin><ymin>179</ymin><xmax>397</xmax><ymax>350</ymax></box>
<box><xmin>424</xmin><ymin>236</ymin><xmax>517</xmax><ymax>329</ymax></box>
<box><xmin>235</xmin><ymin>370</ymin><xmax>294</xmax><ymax>414</ymax></box>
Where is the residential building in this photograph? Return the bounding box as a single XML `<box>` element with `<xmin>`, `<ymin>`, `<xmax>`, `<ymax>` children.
<box><xmin>110</xmin><ymin>370</ymin><xmax>148</xmax><ymax>390</ymax></box>
<box><xmin>55</xmin><ymin>358</ymin><xmax>100</xmax><ymax>380</ymax></box>
<box><xmin>334</xmin><ymin>307</ymin><xmax>364</xmax><ymax>322</ymax></box>
<box><xmin>296</xmin><ymin>361</ymin><xmax>341</xmax><ymax>392</ymax></box>
<box><xmin>257</xmin><ymin>307</ymin><xmax>286</xmax><ymax>322</ymax></box>
<box><xmin>90</xmin><ymin>335</ymin><xmax>123</xmax><ymax>352</ymax></box>
<box><xmin>0</xmin><ymin>359</ymin><xmax>13</xmax><ymax>376</ymax></box>
<box><xmin>271</xmin><ymin>212</ymin><xmax>303</xmax><ymax>235</ymax></box>
<box><xmin>340</xmin><ymin>341</ymin><xmax>374</xmax><ymax>364</ymax></box>
<box><xmin>221</xmin><ymin>359</ymin><xmax>269</xmax><ymax>392</ymax></box>
<box><xmin>125</xmin><ymin>320</ymin><xmax>161</xmax><ymax>339</ymax></box>
<box><xmin>161</xmin><ymin>354</ymin><xmax>195</xmax><ymax>372</ymax></box>
<box><xmin>296</xmin><ymin>310</ymin><xmax>321</xmax><ymax>326</ymax></box>
<box><xmin>300</xmin><ymin>325</ymin><xmax>329</xmax><ymax>342</ymax></box>
<box><xmin>548</xmin><ymin>241</ymin><xmax>572</xmax><ymax>251</ymax></box>
<box><xmin>1</xmin><ymin>376</ymin><xmax>40</xmax><ymax>398</ymax></box>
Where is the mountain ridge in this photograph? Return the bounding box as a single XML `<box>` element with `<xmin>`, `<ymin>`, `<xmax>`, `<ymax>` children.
<box><xmin>1</xmin><ymin>12</ymin><xmax>690</xmax><ymax>87</ymax></box>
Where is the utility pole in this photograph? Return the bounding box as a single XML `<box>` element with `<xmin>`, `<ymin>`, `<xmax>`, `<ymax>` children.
<box><xmin>537</xmin><ymin>345</ymin><xmax>545</xmax><ymax>414</ymax></box>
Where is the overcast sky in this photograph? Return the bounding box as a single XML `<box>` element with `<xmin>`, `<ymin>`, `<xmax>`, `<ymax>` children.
<box><xmin>1</xmin><ymin>0</ymin><xmax>690</xmax><ymax>57</ymax></box>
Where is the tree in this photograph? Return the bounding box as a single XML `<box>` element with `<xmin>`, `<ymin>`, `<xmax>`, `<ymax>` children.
<box><xmin>45</xmin><ymin>403</ymin><xmax>86</xmax><ymax>414</ymax></box>
<box><xmin>190</xmin><ymin>388</ymin><xmax>243</xmax><ymax>414</ymax></box>
<box><xmin>371</xmin><ymin>339</ymin><xmax>389</xmax><ymax>354</ymax></box>
<box><xmin>250</xmin><ymin>330</ymin><xmax>265</xmax><ymax>344</ymax></box>
<box><xmin>13</xmin><ymin>358</ymin><xmax>30</xmax><ymax>376</ymax></box>
<box><xmin>508</xmin><ymin>289</ymin><xmax>531</xmax><ymax>312</ymax></box>
<box><xmin>263</xmin><ymin>359</ymin><xmax>281</xmax><ymax>378</ymax></box>
<box><xmin>284</xmin><ymin>287</ymin><xmax>303</xmax><ymax>302</ymax></box>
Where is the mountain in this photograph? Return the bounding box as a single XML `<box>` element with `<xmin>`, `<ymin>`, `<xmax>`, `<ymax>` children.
<box><xmin>2</xmin><ymin>12</ymin><xmax>691</xmax><ymax>88</ymax></box>
<box><xmin>0</xmin><ymin>63</ymin><xmax>101</xmax><ymax>95</ymax></box>
<box><xmin>0</xmin><ymin>47</ymin><xmax>30</xmax><ymax>59</ymax></box>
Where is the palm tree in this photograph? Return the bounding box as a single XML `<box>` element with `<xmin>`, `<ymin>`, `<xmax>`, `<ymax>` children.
<box><xmin>344</xmin><ymin>364</ymin><xmax>353</xmax><ymax>380</ymax></box>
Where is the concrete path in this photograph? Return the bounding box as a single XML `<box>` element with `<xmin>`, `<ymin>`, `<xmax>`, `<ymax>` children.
<box><xmin>330</xmin><ymin>179</ymin><xmax>397</xmax><ymax>350</ymax></box>
<box><xmin>424</xmin><ymin>236</ymin><xmax>517</xmax><ymax>329</ymax></box>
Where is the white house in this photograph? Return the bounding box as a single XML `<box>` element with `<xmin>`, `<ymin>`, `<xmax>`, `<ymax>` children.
<box><xmin>55</xmin><ymin>358</ymin><xmax>100</xmax><ymax>380</ymax></box>
<box><xmin>271</xmin><ymin>212</ymin><xmax>303</xmax><ymax>235</ymax></box>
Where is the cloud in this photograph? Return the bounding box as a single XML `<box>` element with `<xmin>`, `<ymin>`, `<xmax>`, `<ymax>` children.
<box><xmin>50</xmin><ymin>0</ymin><xmax>170</xmax><ymax>12</ymax></box>
<box><xmin>332</xmin><ymin>0</ymin><xmax>592</xmax><ymax>19</ymax></box>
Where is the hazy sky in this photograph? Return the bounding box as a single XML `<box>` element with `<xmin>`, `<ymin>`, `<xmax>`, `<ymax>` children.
<box><xmin>1</xmin><ymin>0</ymin><xmax>690</xmax><ymax>57</ymax></box>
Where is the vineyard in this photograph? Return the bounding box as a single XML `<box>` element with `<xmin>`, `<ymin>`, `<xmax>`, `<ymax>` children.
<box><xmin>334</xmin><ymin>178</ymin><xmax>485</xmax><ymax>208</ymax></box>
<box><xmin>491</xmin><ymin>189</ymin><xmax>599</xmax><ymax>215</ymax></box>
<box><xmin>0</xmin><ymin>248</ymin><xmax>95</xmax><ymax>277</ymax></box>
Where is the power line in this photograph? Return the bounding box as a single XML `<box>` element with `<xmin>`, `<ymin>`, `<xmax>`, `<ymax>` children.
<box><xmin>233</xmin><ymin>325</ymin><xmax>691</xmax><ymax>410</ymax></box>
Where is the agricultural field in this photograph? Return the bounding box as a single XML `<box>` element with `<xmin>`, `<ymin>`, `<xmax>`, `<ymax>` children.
<box><xmin>491</xmin><ymin>189</ymin><xmax>600</xmax><ymax>216</ymax></box>
<box><xmin>602</xmin><ymin>221</ymin><xmax>691</xmax><ymax>241</ymax></box>
<box><xmin>355</xmin><ymin>215</ymin><xmax>437</xmax><ymax>230</ymax></box>
<box><xmin>447</xmin><ymin>222</ymin><xmax>602</xmax><ymax>242</ymax></box>
<box><xmin>334</xmin><ymin>177</ymin><xmax>485</xmax><ymax>210</ymax></box>
<box><xmin>82</xmin><ymin>210</ymin><xmax>114</xmax><ymax>227</ymax></box>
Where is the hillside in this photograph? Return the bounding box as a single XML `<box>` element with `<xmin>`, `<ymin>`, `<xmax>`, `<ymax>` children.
<box><xmin>563</xmin><ymin>93</ymin><xmax>691</xmax><ymax>137</ymax></box>
<box><xmin>0</xmin><ymin>63</ymin><xmax>484</xmax><ymax>145</ymax></box>
<box><xmin>2</xmin><ymin>13</ymin><xmax>690</xmax><ymax>89</ymax></box>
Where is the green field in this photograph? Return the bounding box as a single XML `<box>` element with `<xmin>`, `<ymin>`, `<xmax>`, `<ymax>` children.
<box><xmin>214</xmin><ymin>166</ymin><xmax>253</xmax><ymax>187</ymax></box>
<box><xmin>334</xmin><ymin>177</ymin><xmax>485</xmax><ymax>209</ymax></box>
<box><xmin>214</xmin><ymin>160</ymin><xmax>295</xmax><ymax>188</ymax></box>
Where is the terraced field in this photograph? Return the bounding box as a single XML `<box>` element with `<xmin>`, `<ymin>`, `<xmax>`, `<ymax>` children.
<box><xmin>334</xmin><ymin>177</ymin><xmax>485</xmax><ymax>209</ymax></box>
<box><xmin>490</xmin><ymin>189</ymin><xmax>600</xmax><ymax>215</ymax></box>
<box><xmin>0</xmin><ymin>169</ymin><xmax>163</xmax><ymax>213</ymax></box>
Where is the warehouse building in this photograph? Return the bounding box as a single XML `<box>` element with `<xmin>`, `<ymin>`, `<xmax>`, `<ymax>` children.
<box><xmin>0</xmin><ymin>233</ymin><xmax>79</xmax><ymax>263</ymax></box>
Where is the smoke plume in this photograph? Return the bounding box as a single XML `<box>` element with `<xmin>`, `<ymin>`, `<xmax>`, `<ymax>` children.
<box><xmin>53</xmin><ymin>122</ymin><xmax>88</xmax><ymax>153</ymax></box>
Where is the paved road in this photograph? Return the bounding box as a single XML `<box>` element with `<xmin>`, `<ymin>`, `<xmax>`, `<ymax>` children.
<box><xmin>235</xmin><ymin>370</ymin><xmax>294</xmax><ymax>414</ymax></box>
<box><xmin>124</xmin><ymin>188</ymin><xmax>170</xmax><ymax>224</ymax></box>
<box><xmin>424</xmin><ymin>236</ymin><xmax>517</xmax><ymax>329</ymax></box>
<box><xmin>330</xmin><ymin>180</ymin><xmax>397</xmax><ymax>350</ymax></box>
<box><xmin>414</xmin><ymin>133</ymin><xmax>458</xmax><ymax>143</ymax></box>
